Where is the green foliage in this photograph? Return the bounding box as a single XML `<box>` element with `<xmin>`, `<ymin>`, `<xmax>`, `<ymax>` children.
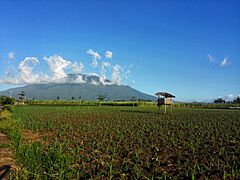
<box><xmin>10</xmin><ymin>105</ymin><xmax>240</xmax><ymax>179</ymax></box>
<box><xmin>130</xmin><ymin>96</ymin><xmax>137</xmax><ymax>101</ymax></box>
<box><xmin>214</xmin><ymin>98</ymin><xmax>226</xmax><ymax>104</ymax></box>
<box><xmin>0</xmin><ymin>95</ymin><xmax>15</xmax><ymax>106</ymax></box>
<box><xmin>14</xmin><ymin>141</ymin><xmax>75</xmax><ymax>179</ymax></box>
<box><xmin>3</xmin><ymin>104</ymin><xmax>13</xmax><ymax>112</ymax></box>
<box><xmin>29</xmin><ymin>100</ymin><xmax>142</xmax><ymax>107</ymax></box>
<box><xmin>233</xmin><ymin>96</ymin><xmax>240</xmax><ymax>103</ymax></box>
<box><xmin>97</xmin><ymin>95</ymin><xmax>105</xmax><ymax>102</ymax></box>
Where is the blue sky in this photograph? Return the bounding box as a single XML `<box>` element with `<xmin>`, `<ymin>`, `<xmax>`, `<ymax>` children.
<box><xmin>0</xmin><ymin>0</ymin><xmax>239</xmax><ymax>102</ymax></box>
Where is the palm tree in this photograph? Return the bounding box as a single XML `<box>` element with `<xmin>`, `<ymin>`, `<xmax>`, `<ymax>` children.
<box><xmin>97</xmin><ymin>95</ymin><xmax>105</xmax><ymax>106</ymax></box>
<box><xmin>18</xmin><ymin>91</ymin><xmax>26</xmax><ymax>103</ymax></box>
<box><xmin>79</xmin><ymin>96</ymin><xmax>82</xmax><ymax>105</ymax></box>
<box><xmin>131</xmin><ymin>96</ymin><xmax>137</xmax><ymax>107</ymax></box>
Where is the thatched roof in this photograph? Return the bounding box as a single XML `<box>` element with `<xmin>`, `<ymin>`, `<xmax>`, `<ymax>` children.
<box><xmin>155</xmin><ymin>92</ymin><xmax>175</xmax><ymax>98</ymax></box>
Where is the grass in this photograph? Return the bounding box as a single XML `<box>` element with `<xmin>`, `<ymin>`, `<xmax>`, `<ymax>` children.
<box><xmin>1</xmin><ymin>105</ymin><xmax>240</xmax><ymax>179</ymax></box>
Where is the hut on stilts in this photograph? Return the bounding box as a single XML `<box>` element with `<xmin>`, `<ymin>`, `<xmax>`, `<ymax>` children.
<box><xmin>155</xmin><ymin>92</ymin><xmax>175</xmax><ymax>113</ymax></box>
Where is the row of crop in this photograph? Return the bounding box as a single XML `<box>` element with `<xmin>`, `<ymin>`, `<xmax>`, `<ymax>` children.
<box><xmin>0</xmin><ymin>108</ymin><xmax>81</xmax><ymax>179</ymax></box>
<box><xmin>10</xmin><ymin>105</ymin><xmax>240</xmax><ymax>179</ymax></box>
<box><xmin>172</xmin><ymin>103</ymin><xmax>240</xmax><ymax>109</ymax></box>
<box><xmin>28</xmin><ymin>100</ymin><xmax>240</xmax><ymax>109</ymax></box>
<box><xmin>29</xmin><ymin>100</ymin><xmax>141</xmax><ymax>106</ymax></box>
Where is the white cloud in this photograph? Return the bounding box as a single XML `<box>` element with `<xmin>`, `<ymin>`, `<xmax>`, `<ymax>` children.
<box><xmin>44</xmin><ymin>55</ymin><xmax>71</xmax><ymax>80</ymax></box>
<box><xmin>8</xmin><ymin>51</ymin><xmax>15</xmax><ymax>61</ymax></box>
<box><xmin>87</xmin><ymin>49</ymin><xmax>101</xmax><ymax>68</ymax></box>
<box><xmin>207</xmin><ymin>54</ymin><xmax>215</xmax><ymax>63</ymax></box>
<box><xmin>19</xmin><ymin>57</ymin><xmax>39</xmax><ymax>78</ymax></box>
<box><xmin>71</xmin><ymin>62</ymin><xmax>84</xmax><ymax>74</ymax></box>
<box><xmin>220</xmin><ymin>57</ymin><xmax>230</xmax><ymax>67</ymax></box>
<box><xmin>74</xmin><ymin>75</ymin><xmax>86</xmax><ymax>83</ymax></box>
<box><xmin>0</xmin><ymin>49</ymin><xmax>132</xmax><ymax>86</ymax></box>
<box><xmin>87</xmin><ymin>49</ymin><xmax>101</xmax><ymax>59</ymax></box>
<box><xmin>86</xmin><ymin>72</ymin><xmax>100</xmax><ymax>77</ymax></box>
<box><xmin>207</xmin><ymin>54</ymin><xmax>231</xmax><ymax>67</ymax></box>
<box><xmin>105</xmin><ymin>51</ymin><xmax>113</xmax><ymax>59</ymax></box>
<box><xmin>100</xmin><ymin>61</ymin><xmax>111</xmax><ymax>79</ymax></box>
<box><xmin>91</xmin><ymin>59</ymin><xmax>98</xmax><ymax>68</ymax></box>
<box><xmin>224</xmin><ymin>94</ymin><xmax>234</xmax><ymax>102</ymax></box>
<box><xmin>8</xmin><ymin>57</ymin><xmax>50</xmax><ymax>84</ymax></box>
<box><xmin>111</xmin><ymin>64</ymin><xmax>122</xmax><ymax>85</ymax></box>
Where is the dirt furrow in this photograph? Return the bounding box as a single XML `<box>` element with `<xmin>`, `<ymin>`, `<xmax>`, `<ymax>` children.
<box><xmin>0</xmin><ymin>133</ymin><xmax>16</xmax><ymax>179</ymax></box>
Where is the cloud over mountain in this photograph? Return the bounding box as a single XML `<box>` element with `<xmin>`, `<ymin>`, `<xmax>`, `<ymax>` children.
<box><xmin>0</xmin><ymin>49</ymin><xmax>132</xmax><ymax>86</ymax></box>
<box><xmin>44</xmin><ymin>55</ymin><xmax>71</xmax><ymax>81</ymax></box>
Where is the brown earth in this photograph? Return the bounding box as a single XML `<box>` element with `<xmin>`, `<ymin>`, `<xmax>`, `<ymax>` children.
<box><xmin>0</xmin><ymin>133</ymin><xmax>16</xmax><ymax>180</ymax></box>
<box><xmin>0</xmin><ymin>129</ymin><xmax>53</xmax><ymax>179</ymax></box>
<box><xmin>22</xmin><ymin>130</ymin><xmax>54</xmax><ymax>145</ymax></box>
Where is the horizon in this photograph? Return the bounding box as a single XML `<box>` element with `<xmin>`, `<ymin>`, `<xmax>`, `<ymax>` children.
<box><xmin>0</xmin><ymin>0</ymin><xmax>240</xmax><ymax>102</ymax></box>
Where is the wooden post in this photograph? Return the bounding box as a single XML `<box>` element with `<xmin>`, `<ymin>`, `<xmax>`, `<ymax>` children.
<box><xmin>164</xmin><ymin>104</ymin><xmax>167</xmax><ymax>113</ymax></box>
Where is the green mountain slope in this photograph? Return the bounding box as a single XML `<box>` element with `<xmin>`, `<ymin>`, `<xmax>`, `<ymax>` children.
<box><xmin>0</xmin><ymin>83</ymin><xmax>156</xmax><ymax>101</ymax></box>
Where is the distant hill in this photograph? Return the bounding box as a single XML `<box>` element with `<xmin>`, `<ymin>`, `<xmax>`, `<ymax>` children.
<box><xmin>0</xmin><ymin>74</ymin><xmax>156</xmax><ymax>101</ymax></box>
<box><xmin>0</xmin><ymin>83</ymin><xmax>155</xmax><ymax>101</ymax></box>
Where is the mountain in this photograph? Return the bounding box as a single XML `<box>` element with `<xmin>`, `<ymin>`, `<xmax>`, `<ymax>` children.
<box><xmin>0</xmin><ymin>74</ymin><xmax>156</xmax><ymax>101</ymax></box>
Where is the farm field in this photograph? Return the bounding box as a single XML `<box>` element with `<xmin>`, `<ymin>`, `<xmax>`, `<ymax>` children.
<box><xmin>5</xmin><ymin>105</ymin><xmax>240</xmax><ymax>179</ymax></box>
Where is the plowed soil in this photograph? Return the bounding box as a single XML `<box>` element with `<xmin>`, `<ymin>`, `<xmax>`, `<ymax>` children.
<box><xmin>0</xmin><ymin>133</ymin><xmax>16</xmax><ymax>179</ymax></box>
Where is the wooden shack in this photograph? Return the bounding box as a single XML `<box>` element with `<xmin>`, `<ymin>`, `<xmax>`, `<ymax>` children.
<box><xmin>155</xmin><ymin>92</ymin><xmax>175</xmax><ymax>113</ymax></box>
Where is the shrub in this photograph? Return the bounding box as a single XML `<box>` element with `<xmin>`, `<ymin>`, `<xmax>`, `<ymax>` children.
<box><xmin>3</xmin><ymin>104</ymin><xmax>13</xmax><ymax>112</ymax></box>
<box><xmin>0</xmin><ymin>96</ymin><xmax>15</xmax><ymax>106</ymax></box>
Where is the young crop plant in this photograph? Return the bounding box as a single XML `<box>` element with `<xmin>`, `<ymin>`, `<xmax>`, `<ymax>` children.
<box><xmin>6</xmin><ymin>105</ymin><xmax>240</xmax><ymax>179</ymax></box>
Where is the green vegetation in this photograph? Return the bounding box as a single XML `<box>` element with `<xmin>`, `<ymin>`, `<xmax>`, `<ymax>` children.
<box><xmin>214</xmin><ymin>96</ymin><xmax>240</xmax><ymax>104</ymax></box>
<box><xmin>0</xmin><ymin>96</ymin><xmax>15</xmax><ymax>112</ymax></box>
<box><xmin>1</xmin><ymin>105</ymin><xmax>238</xmax><ymax>179</ymax></box>
<box><xmin>28</xmin><ymin>100</ymin><xmax>240</xmax><ymax>110</ymax></box>
<box><xmin>0</xmin><ymin>96</ymin><xmax>15</xmax><ymax>106</ymax></box>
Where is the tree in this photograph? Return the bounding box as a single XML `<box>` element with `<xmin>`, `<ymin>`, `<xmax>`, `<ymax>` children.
<box><xmin>79</xmin><ymin>96</ymin><xmax>82</xmax><ymax>105</ymax></box>
<box><xmin>71</xmin><ymin>97</ymin><xmax>75</xmax><ymax>101</ymax></box>
<box><xmin>97</xmin><ymin>95</ymin><xmax>105</xmax><ymax>106</ymax></box>
<box><xmin>0</xmin><ymin>96</ymin><xmax>15</xmax><ymax>106</ymax></box>
<box><xmin>131</xmin><ymin>96</ymin><xmax>137</xmax><ymax>107</ymax></box>
<box><xmin>57</xmin><ymin>96</ymin><xmax>60</xmax><ymax>100</ymax></box>
<box><xmin>233</xmin><ymin>96</ymin><xmax>240</xmax><ymax>104</ymax></box>
<box><xmin>18</xmin><ymin>91</ymin><xmax>26</xmax><ymax>103</ymax></box>
<box><xmin>131</xmin><ymin>96</ymin><xmax>137</xmax><ymax>101</ymax></box>
<box><xmin>214</xmin><ymin>98</ymin><xmax>226</xmax><ymax>104</ymax></box>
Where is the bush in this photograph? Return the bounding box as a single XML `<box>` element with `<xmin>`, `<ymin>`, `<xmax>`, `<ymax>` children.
<box><xmin>0</xmin><ymin>96</ymin><xmax>15</xmax><ymax>106</ymax></box>
<box><xmin>3</xmin><ymin>104</ymin><xmax>13</xmax><ymax>112</ymax></box>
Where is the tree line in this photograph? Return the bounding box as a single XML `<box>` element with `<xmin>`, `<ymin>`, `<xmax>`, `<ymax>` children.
<box><xmin>213</xmin><ymin>97</ymin><xmax>240</xmax><ymax>104</ymax></box>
